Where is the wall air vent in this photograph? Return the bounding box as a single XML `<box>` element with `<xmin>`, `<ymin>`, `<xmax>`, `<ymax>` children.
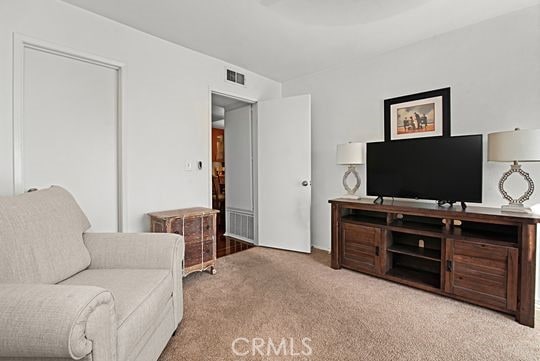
<box><xmin>226</xmin><ymin>208</ymin><xmax>254</xmax><ymax>242</ymax></box>
<box><xmin>226</xmin><ymin>68</ymin><xmax>246</xmax><ymax>86</ymax></box>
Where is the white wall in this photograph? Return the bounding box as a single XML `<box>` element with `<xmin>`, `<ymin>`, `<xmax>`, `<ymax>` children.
<box><xmin>283</xmin><ymin>6</ymin><xmax>540</xmax><ymax>299</ymax></box>
<box><xmin>224</xmin><ymin>105</ymin><xmax>253</xmax><ymax>212</ymax></box>
<box><xmin>0</xmin><ymin>0</ymin><xmax>281</xmax><ymax>231</ymax></box>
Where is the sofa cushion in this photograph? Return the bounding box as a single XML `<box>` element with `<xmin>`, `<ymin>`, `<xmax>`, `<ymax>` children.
<box><xmin>60</xmin><ymin>269</ymin><xmax>173</xmax><ymax>361</ymax></box>
<box><xmin>0</xmin><ymin>186</ymin><xmax>91</xmax><ymax>284</ymax></box>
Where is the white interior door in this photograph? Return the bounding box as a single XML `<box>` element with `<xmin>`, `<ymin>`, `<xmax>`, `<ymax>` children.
<box><xmin>257</xmin><ymin>95</ymin><xmax>311</xmax><ymax>253</ymax></box>
<box><xmin>21</xmin><ymin>46</ymin><xmax>119</xmax><ymax>232</ymax></box>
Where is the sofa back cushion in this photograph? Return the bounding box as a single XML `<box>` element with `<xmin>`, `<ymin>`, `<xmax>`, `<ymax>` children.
<box><xmin>0</xmin><ymin>186</ymin><xmax>91</xmax><ymax>283</ymax></box>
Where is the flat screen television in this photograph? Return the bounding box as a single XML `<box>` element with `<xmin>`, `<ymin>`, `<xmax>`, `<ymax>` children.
<box><xmin>366</xmin><ymin>135</ymin><xmax>483</xmax><ymax>203</ymax></box>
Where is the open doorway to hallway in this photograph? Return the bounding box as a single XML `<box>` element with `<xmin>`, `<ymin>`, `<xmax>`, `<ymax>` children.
<box><xmin>211</xmin><ymin>93</ymin><xmax>255</xmax><ymax>257</ymax></box>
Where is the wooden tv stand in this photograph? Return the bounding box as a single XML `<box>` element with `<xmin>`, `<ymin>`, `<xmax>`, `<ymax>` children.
<box><xmin>329</xmin><ymin>198</ymin><xmax>539</xmax><ymax>327</ymax></box>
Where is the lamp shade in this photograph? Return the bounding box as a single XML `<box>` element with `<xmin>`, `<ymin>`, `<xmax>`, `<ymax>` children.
<box><xmin>336</xmin><ymin>142</ymin><xmax>364</xmax><ymax>165</ymax></box>
<box><xmin>488</xmin><ymin>129</ymin><xmax>540</xmax><ymax>162</ymax></box>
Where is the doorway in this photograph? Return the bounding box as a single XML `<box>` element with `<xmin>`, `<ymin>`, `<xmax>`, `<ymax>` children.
<box><xmin>210</xmin><ymin>92</ymin><xmax>312</xmax><ymax>255</ymax></box>
<box><xmin>211</xmin><ymin>92</ymin><xmax>256</xmax><ymax>257</ymax></box>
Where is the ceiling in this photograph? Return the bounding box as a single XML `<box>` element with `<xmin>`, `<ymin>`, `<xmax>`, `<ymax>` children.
<box><xmin>63</xmin><ymin>0</ymin><xmax>540</xmax><ymax>81</ymax></box>
<box><xmin>211</xmin><ymin>93</ymin><xmax>251</xmax><ymax>128</ymax></box>
<box><xmin>212</xmin><ymin>94</ymin><xmax>250</xmax><ymax>111</ymax></box>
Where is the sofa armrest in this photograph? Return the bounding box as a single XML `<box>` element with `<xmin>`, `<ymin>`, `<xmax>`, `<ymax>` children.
<box><xmin>83</xmin><ymin>232</ymin><xmax>184</xmax><ymax>270</ymax></box>
<box><xmin>84</xmin><ymin>232</ymin><xmax>185</xmax><ymax>326</ymax></box>
<box><xmin>0</xmin><ymin>284</ymin><xmax>116</xmax><ymax>359</ymax></box>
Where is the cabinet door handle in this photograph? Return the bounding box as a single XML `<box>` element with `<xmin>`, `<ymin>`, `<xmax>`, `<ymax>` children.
<box><xmin>446</xmin><ymin>260</ymin><xmax>453</xmax><ymax>272</ymax></box>
<box><xmin>375</xmin><ymin>246</ymin><xmax>380</xmax><ymax>256</ymax></box>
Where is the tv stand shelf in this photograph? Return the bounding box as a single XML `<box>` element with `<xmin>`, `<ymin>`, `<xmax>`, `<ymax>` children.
<box><xmin>387</xmin><ymin>243</ymin><xmax>441</xmax><ymax>262</ymax></box>
<box><xmin>386</xmin><ymin>266</ymin><xmax>440</xmax><ymax>289</ymax></box>
<box><xmin>330</xmin><ymin>198</ymin><xmax>539</xmax><ymax>327</ymax></box>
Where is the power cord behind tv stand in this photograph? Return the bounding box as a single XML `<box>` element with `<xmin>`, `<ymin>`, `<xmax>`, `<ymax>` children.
<box><xmin>437</xmin><ymin>200</ymin><xmax>467</xmax><ymax>210</ymax></box>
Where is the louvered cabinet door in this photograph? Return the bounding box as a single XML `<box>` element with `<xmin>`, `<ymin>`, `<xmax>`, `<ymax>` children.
<box><xmin>444</xmin><ymin>239</ymin><xmax>518</xmax><ymax>312</ymax></box>
<box><xmin>341</xmin><ymin>222</ymin><xmax>382</xmax><ymax>275</ymax></box>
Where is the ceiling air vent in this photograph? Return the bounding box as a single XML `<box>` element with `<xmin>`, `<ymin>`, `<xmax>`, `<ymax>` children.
<box><xmin>226</xmin><ymin>69</ymin><xmax>246</xmax><ymax>86</ymax></box>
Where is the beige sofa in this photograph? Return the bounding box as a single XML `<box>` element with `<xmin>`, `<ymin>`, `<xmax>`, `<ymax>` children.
<box><xmin>0</xmin><ymin>186</ymin><xmax>184</xmax><ymax>361</ymax></box>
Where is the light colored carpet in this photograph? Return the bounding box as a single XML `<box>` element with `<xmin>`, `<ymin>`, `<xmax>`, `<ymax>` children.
<box><xmin>159</xmin><ymin>247</ymin><xmax>540</xmax><ymax>361</ymax></box>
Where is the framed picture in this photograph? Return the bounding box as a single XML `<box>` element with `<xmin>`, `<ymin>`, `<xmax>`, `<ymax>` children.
<box><xmin>384</xmin><ymin>87</ymin><xmax>450</xmax><ymax>141</ymax></box>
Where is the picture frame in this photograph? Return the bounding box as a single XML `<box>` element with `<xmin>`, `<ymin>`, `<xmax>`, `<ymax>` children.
<box><xmin>384</xmin><ymin>87</ymin><xmax>450</xmax><ymax>141</ymax></box>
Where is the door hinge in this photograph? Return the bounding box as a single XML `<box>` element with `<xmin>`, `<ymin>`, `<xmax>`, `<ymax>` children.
<box><xmin>375</xmin><ymin>246</ymin><xmax>380</xmax><ymax>257</ymax></box>
<box><xmin>446</xmin><ymin>260</ymin><xmax>453</xmax><ymax>272</ymax></box>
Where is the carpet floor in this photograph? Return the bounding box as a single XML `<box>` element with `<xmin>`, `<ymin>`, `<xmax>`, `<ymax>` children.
<box><xmin>159</xmin><ymin>247</ymin><xmax>540</xmax><ymax>361</ymax></box>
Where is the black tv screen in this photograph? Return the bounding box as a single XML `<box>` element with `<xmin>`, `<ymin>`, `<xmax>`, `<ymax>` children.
<box><xmin>366</xmin><ymin>135</ymin><xmax>483</xmax><ymax>203</ymax></box>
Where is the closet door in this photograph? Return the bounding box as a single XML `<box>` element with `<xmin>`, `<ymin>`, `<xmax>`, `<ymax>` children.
<box><xmin>21</xmin><ymin>46</ymin><xmax>119</xmax><ymax>231</ymax></box>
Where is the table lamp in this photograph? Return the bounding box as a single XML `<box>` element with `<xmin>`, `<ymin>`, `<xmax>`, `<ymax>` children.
<box><xmin>336</xmin><ymin>142</ymin><xmax>364</xmax><ymax>199</ymax></box>
<box><xmin>488</xmin><ymin>128</ymin><xmax>540</xmax><ymax>213</ymax></box>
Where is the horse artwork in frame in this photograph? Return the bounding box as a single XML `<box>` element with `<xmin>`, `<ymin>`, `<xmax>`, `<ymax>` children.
<box><xmin>384</xmin><ymin>87</ymin><xmax>451</xmax><ymax>141</ymax></box>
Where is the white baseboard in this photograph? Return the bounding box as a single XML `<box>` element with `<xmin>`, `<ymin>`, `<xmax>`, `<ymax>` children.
<box><xmin>223</xmin><ymin>232</ymin><xmax>254</xmax><ymax>244</ymax></box>
<box><xmin>312</xmin><ymin>245</ymin><xmax>330</xmax><ymax>253</ymax></box>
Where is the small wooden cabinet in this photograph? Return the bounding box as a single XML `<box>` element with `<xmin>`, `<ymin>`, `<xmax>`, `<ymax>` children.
<box><xmin>148</xmin><ymin>207</ymin><xmax>219</xmax><ymax>277</ymax></box>
<box><xmin>330</xmin><ymin>198</ymin><xmax>538</xmax><ymax>327</ymax></box>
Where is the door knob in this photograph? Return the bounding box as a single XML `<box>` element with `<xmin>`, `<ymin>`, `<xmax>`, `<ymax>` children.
<box><xmin>301</xmin><ymin>180</ymin><xmax>310</xmax><ymax>187</ymax></box>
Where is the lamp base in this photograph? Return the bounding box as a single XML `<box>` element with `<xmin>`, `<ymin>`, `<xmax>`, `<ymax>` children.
<box><xmin>340</xmin><ymin>194</ymin><xmax>361</xmax><ymax>200</ymax></box>
<box><xmin>497</xmin><ymin>162</ymin><xmax>535</xmax><ymax>214</ymax></box>
<box><xmin>342</xmin><ymin>165</ymin><xmax>361</xmax><ymax>200</ymax></box>
<box><xmin>501</xmin><ymin>204</ymin><xmax>532</xmax><ymax>214</ymax></box>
